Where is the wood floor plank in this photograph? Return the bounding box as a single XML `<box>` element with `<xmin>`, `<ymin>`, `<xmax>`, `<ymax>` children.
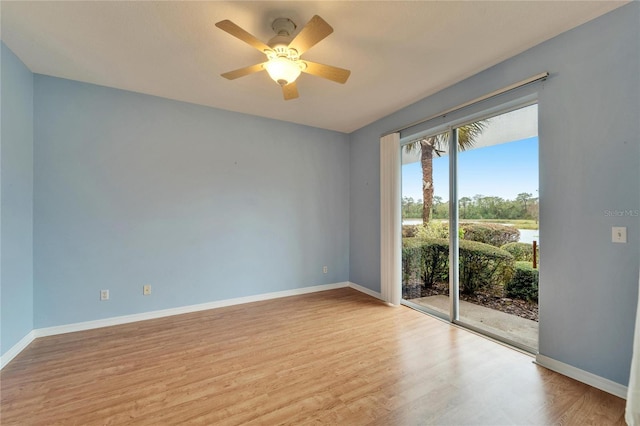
<box><xmin>0</xmin><ymin>288</ymin><xmax>626</xmax><ymax>425</ymax></box>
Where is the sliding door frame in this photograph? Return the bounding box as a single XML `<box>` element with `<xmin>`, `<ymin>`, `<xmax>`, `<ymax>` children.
<box><xmin>400</xmin><ymin>95</ymin><xmax>540</xmax><ymax>353</ymax></box>
<box><xmin>448</xmin><ymin>127</ymin><xmax>459</xmax><ymax>322</ymax></box>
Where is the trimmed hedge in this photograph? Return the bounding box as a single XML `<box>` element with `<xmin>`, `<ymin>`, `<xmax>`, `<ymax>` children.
<box><xmin>459</xmin><ymin>239</ymin><xmax>514</xmax><ymax>295</ymax></box>
<box><xmin>460</xmin><ymin>223</ymin><xmax>520</xmax><ymax>247</ymax></box>
<box><xmin>402</xmin><ymin>238</ymin><xmax>449</xmax><ymax>288</ymax></box>
<box><xmin>402</xmin><ymin>238</ymin><xmax>514</xmax><ymax>295</ymax></box>
<box><xmin>505</xmin><ymin>261</ymin><xmax>539</xmax><ymax>302</ymax></box>
<box><xmin>501</xmin><ymin>242</ymin><xmax>539</xmax><ymax>263</ymax></box>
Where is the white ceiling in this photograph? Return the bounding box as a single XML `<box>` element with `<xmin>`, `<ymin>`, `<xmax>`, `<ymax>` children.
<box><xmin>1</xmin><ymin>1</ymin><xmax>628</xmax><ymax>133</ymax></box>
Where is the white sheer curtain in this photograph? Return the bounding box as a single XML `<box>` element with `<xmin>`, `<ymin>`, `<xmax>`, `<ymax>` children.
<box><xmin>626</xmin><ymin>271</ymin><xmax>640</xmax><ymax>425</ymax></box>
<box><xmin>380</xmin><ymin>132</ymin><xmax>401</xmax><ymax>305</ymax></box>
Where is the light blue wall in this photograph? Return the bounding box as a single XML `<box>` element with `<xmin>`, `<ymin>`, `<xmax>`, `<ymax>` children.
<box><xmin>33</xmin><ymin>76</ymin><xmax>349</xmax><ymax>328</ymax></box>
<box><xmin>1</xmin><ymin>43</ymin><xmax>34</xmax><ymax>356</ymax></box>
<box><xmin>350</xmin><ymin>3</ymin><xmax>639</xmax><ymax>385</ymax></box>
<box><xmin>4</xmin><ymin>3</ymin><xmax>638</xmax><ymax>388</ymax></box>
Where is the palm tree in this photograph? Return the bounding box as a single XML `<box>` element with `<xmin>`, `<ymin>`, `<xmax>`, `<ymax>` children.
<box><xmin>404</xmin><ymin>122</ymin><xmax>487</xmax><ymax>225</ymax></box>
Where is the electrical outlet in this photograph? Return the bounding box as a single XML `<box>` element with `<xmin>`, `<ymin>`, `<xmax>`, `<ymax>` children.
<box><xmin>323</xmin><ymin>266</ymin><xmax>328</xmax><ymax>274</ymax></box>
<box><xmin>612</xmin><ymin>226</ymin><xmax>627</xmax><ymax>243</ymax></box>
<box><xmin>100</xmin><ymin>289</ymin><xmax>109</xmax><ymax>301</ymax></box>
<box><xmin>143</xmin><ymin>285</ymin><xmax>151</xmax><ymax>295</ymax></box>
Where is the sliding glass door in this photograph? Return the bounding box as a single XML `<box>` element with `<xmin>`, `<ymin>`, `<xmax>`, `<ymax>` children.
<box><xmin>401</xmin><ymin>130</ymin><xmax>451</xmax><ymax>318</ymax></box>
<box><xmin>401</xmin><ymin>103</ymin><xmax>540</xmax><ymax>353</ymax></box>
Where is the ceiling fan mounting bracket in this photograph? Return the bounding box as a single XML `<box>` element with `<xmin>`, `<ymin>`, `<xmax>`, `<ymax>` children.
<box><xmin>271</xmin><ymin>18</ymin><xmax>296</xmax><ymax>37</ymax></box>
<box><xmin>268</xmin><ymin>18</ymin><xmax>297</xmax><ymax>51</ymax></box>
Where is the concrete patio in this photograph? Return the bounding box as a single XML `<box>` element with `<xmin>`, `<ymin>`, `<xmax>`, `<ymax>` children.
<box><xmin>409</xmin><ymin>295</ymin><xmax>539</xmax><ymax>350</ymax></box>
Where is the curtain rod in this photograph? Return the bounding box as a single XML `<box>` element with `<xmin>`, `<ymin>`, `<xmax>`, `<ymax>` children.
<box><xmin>383</xmin><ymin>71</ymin><xmax>549</xmax><ymax>137</ymax></box>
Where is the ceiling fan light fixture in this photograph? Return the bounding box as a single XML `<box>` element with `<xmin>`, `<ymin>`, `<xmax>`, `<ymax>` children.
<box><xmin>264</xmin><ymin>57</ymin><xmax>303</xmax><ymax>86</ymax></box>
<box><xmin>216</xmin><ymin>15</ymin><xmax>349</xmax><ymax>100</ymax></box>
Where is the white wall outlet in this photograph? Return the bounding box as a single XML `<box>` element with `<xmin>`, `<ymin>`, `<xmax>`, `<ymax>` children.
<box><xmin>612</xmin><ymin>226</ymin><xmax>627</xmax><ymax>243</ymax></box>
<box><xmin>143</xmin><ymin>284</ymin><xmax>151</xmax><ymax>295</ymax></box>
<box><xmin>100</xmin><ymin>289</ymin><xmax>109</xmax><ymax>301</ymax></box>
<box><xmin>323</xmin><ymin>266</ymin><xmax>328</xmax><ymax>274</ymax></box>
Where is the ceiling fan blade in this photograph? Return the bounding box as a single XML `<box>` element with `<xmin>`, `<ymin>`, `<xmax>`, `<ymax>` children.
<box><xmin>221</xmin><ymin>63</ymin><xmax>266</xmax><ymax>80</ymax></box>
<box><xmin>215</xmin><ymin>20</ymin><xmax>271</xmax><ymax>53</ymax></box>
<box><xmin>301</xmin><ymin>61</ymin><xmax>351</xmax><ymax>84</ymax></box>
<box><xmin>282</xmin><ymin>82</ymin><xmax>299</xmax><ymax>100</ymax></box>
<box><xmin>288</xmin><ymin>15</ymin><xmax>333</xmax><ymax>55</ymax></box>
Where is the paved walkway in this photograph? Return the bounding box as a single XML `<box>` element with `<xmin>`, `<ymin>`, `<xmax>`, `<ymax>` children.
<box><xmin>410</xmin><ymin>295</ymin><xmax>539</xmax><ymax>350</ymax></box>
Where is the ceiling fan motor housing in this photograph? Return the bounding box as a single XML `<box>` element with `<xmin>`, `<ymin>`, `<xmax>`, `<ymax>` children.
<box><xmin>268</xmin><ymin>18</ymin><xmax>298</xmax><ymax>56</ymax></box>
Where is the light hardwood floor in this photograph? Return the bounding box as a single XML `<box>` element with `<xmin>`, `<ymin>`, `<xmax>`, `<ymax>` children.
<box><xmin>1</xmin><ymin>288</ymin><xmax>626</xmax><ymax>425</ymax></box>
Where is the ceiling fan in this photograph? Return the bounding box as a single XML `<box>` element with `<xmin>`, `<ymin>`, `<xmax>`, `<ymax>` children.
<box><xmin>215</xmin><ymin>15</ymin><xmax>351</xmax><ymax>100</ymax></box>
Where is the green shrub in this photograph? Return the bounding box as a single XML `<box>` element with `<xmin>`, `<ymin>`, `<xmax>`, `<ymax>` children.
<box><xmin>505</xmin><ymin>261</ymin><xmax>539</xmax><ymax>302</ymax></box>
<box><xmin>460</xmin><ymin>223</ymin><xmax>520</xmax><ymax>247</ymax></box>
<box><xmin>415</xmin><ymin>221</ymin><xmax>465</xmax><ymax>240</ymax></box>
<box><xmin>402</xmin><ymin>238</ymin><xmax>423</xmax><ymax>285</ymax></box>
<box><xmin>402</xmin><ymin>238</ymin><xmax>514</xmax><ymax>295</ymax></box>
<box><xmin>416</xmin><ymin>221</ymin><xmax>449</xmax><ymax>239</ymax></box>
<box><xmin>402</xmin><ymin>225</ymin><xmax>420</xmax><ymax>238</ymax></box>
<box><xmin>402</xmin><ymin>238</ymin><xmax>449</xmax><ymax>288</ymax></box>
<box><xmin>458</xmin><ymin>239</ymin><xmax>514</xmax><ymax>295</ymax></box>
<box><xmin>501</xmin><ymin>242</ymin><xmax>539</xmax><ymax>263</ymax></box>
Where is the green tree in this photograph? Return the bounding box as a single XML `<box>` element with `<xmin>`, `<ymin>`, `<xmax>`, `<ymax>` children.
<box><xmin>432</xmin><ymin>195</ymin><xmax>443</xmax><ymax>217</ymax></box>
<box><xmin>459</xmin><ymin>197</ymin><xmax>472</xmax><ymax>219</ymax></box>
<box><xmin>404</xmin><ymin>122</ymin><xmax>487</xmax><ymax>224</ymax></box>
<box><xmin>527</xmin><ymin>196</ymin><xmax>539</xmax><ymax>223</ymax></box>
<box><xmin>402</xmin><ymin>196</ymin><xmax>421</xmax><ymax>218</ymax></box>
<box><xmin>516</xmin><ymin>192</ymin><xmax>533</xmax><ymax>216</ymax></box>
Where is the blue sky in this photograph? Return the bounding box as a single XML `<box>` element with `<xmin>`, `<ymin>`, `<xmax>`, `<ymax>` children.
<box><xmin>401</xmin><ymin>136</ymin><xmax>539</xmax><ymax>202</ymax></box>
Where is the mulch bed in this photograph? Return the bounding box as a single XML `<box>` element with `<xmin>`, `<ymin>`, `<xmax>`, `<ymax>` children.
<box><xmin>403</xmin><ymin>281</ymin><xmax>538</xmax><ymax>322</ymax></box>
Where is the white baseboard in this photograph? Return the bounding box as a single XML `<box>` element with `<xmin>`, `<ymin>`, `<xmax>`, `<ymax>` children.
<box><xmin>4</xmin><ymin>285</ymin><xmax>626</xmax><ymax>402</ymax></box>
<box><xmin>35</xmin><ymin>282</ymin><xmax>352</xmax><ymax>338</ymax></box>
<box><xmin>1</xmin><ymin>330</ymin><xmax>36</xmax><ymax>369</ymax></box>
<box><xmin>348</xmin><ymin>281</ymin><xmax>382</xmax><ymax>300</ymax></box>
<box><xmin>1</xmin><ymin>282</ymin><xmax>352</xmax><ymax>370</ymax></box>
<box><xmin>535</xmin><ymin>354</ymin><xmax>628</xmax><ymax>399</ymax></box>
<box><xmin>3</xmin><ymin>282</ymin><xmax>415</xmax><ymax>371</ymax></box>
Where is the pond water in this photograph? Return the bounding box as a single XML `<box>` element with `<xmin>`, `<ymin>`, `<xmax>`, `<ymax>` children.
<box><xmin>517</xmin><ymin>229</ymin><xmax>539</xmax><ymax>244</ymax></box>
